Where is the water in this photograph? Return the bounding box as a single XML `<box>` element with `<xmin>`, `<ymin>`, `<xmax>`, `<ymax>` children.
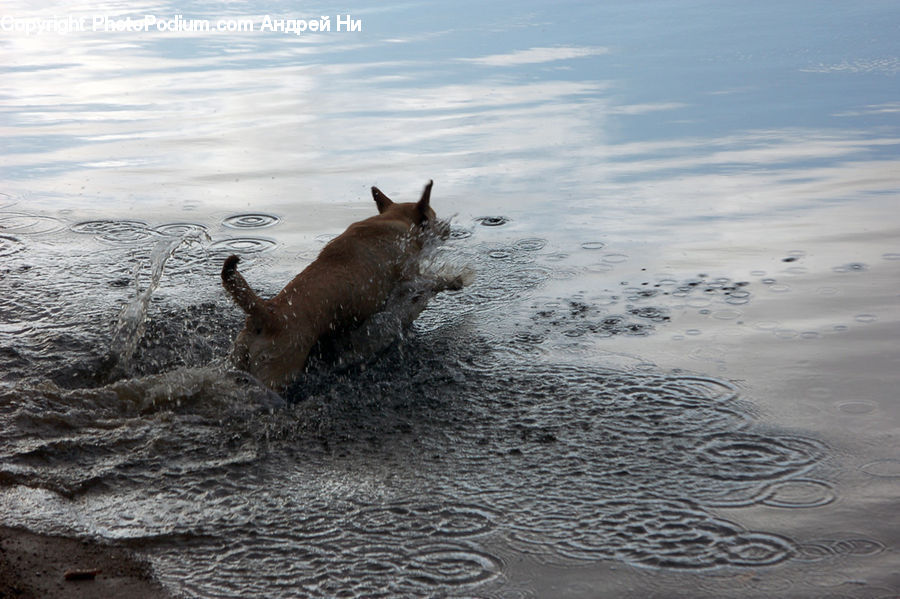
<box><xmin>2</xmin><ymin>1</ymin><xmax>899</xmax><ymax>597</ymax></box>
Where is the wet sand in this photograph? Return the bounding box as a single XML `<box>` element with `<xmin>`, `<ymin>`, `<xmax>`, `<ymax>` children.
<box><xmin>0</xmin><ymin>526</ymin><xmax>170</xmax><ymax>599</ymax></box>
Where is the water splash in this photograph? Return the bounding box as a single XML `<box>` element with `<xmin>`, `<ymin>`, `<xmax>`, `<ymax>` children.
<box><xmin>0</xmin><ymin>234</ymin><xmax>26</xmax><ymax>257</ymax></box>
<box><xmin>108</xmin><ymin>232</ymin><xmax>208</xmax><ymax>373</ymax></box>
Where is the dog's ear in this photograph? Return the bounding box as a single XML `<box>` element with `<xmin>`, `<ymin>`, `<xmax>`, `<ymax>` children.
<box><xmin>371</xmin><ymin>186</ymin><xmax>393</xmax><ymax>214</ymax></box>
<box><xmin>222</xmin><ymin>255</ymin><xmax>277</xmax><ymax>330</ymax></box>
<box><xmin>416</xmin><ymin>179</ymin><xmax>434</xmax><ymax>222</ymax></box>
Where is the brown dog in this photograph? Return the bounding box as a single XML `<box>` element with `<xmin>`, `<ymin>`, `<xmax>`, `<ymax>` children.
<box><xmin>222</xmin><ymin>180</ymin><xmax>461</xmax><ymax>390</ymax></box>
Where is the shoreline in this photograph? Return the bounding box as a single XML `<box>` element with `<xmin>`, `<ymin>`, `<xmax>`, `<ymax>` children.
<box><xmin>0</xmin><ymin>525</ymin><xmax>171</xmax><ymax>599</ymax></box>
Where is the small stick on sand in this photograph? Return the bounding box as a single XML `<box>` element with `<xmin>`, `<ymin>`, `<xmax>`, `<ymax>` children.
<box><xmin>63</xmin><ymin>568</ymin><xmax>102</xmax><ymax>581</ymax></box>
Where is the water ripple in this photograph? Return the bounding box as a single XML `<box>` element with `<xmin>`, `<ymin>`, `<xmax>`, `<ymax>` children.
<box><xmin>223</xmin><ymin>213</ymin><xmax>280</xmax><ymax>229</ymax></box>
<box><xmin>760</xmin><ymin>479</ymin><xmax>836</xmax><ymax>508</ymax></box>
<box><xmin>71</xmin><ymin>219</ymin><xmax>157</xmax><ymax>243</ymax></box>
<box><xmin>475</xmin><ymin>216</ymin><xmax>510</xmax><ymax>227</ymax></box>
<box><xmin>348</xmin><ymin>500</ymin><xmax>497</xmax><ymax>540</ymax></box>
<box><xmin>508</xmin><ymin>498</ymin><xmax>794</xmax><ymax>568</ymax></box>
<box><xmin>155</xmin><ymin>222</ymin><xmax>210</xmax><ymax>237</ymax></box>
<box><xmin>513</xmin><ymin>238</ymin><xmax>547</xmax><ymax>251</ymax></box>
<box><xmin>0</xmin><ymin>212</ymin><xmax>67</xmax><ymax>235</ymax></box>
<box><xmin>207</xmin><ymin>237</ymin><xmax>277</xmax><ymax>256</ymax></box>
<box><xmin>691</xmin><ymin>434</ymin><xmax>826</xmax><ymax>481</ymax></box>
<box><xmin>796</xmin><ymin>536</ymin><xmax>885</xmax><ymax>562</ymax></box>
<box><xmin>580</xmin><ymin>241</ymin><xmax>606</xmax><ymax>250</ymax></box>
<box><xmin>405</xmin><ymin>542</ymin><xmax>503</xmax><ymax>587</ymax></box>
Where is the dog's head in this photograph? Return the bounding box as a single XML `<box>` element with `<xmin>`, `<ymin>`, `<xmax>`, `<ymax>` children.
<box><xmin>371</xmin><ymin>179</ymin><xmax>448</xmax><ymax>238</ymax></box>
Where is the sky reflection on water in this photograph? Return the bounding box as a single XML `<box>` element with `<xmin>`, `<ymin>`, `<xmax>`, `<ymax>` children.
<box><xmin>2</xmin><ymin>0</ymin><xmax>898</xmax><ymax>245</ymax></box>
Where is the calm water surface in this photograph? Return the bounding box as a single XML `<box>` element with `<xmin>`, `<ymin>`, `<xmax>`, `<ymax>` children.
<box><xmin>2</xmin><ymin>1</ymin><xmax>899</xmax><ymax>597</ymax></box>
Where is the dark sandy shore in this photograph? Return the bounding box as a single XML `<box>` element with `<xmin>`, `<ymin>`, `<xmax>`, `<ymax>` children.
<box><xmin>0</xmin><ymin>526</ymin><xmax>171</xmax><ymax>599</ymax></box>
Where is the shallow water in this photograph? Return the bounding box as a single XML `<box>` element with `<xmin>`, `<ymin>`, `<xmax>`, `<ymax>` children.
<box><xmin>2</xmin><ymin>1</ymin><xmax>899</xmax><ymax>597</ymax></box>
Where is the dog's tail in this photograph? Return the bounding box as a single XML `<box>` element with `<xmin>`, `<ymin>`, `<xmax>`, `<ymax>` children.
<box><xmin>222</xmin><ymin>255</ymin><xmax>271</xmax><ymax>322</ymax></box>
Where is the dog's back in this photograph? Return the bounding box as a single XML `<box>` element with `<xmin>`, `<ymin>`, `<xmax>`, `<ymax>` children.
<box><xmin>222</xmin><ymin>180</ymin><xmax>439</xmax><ymax>390</ymax></box>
